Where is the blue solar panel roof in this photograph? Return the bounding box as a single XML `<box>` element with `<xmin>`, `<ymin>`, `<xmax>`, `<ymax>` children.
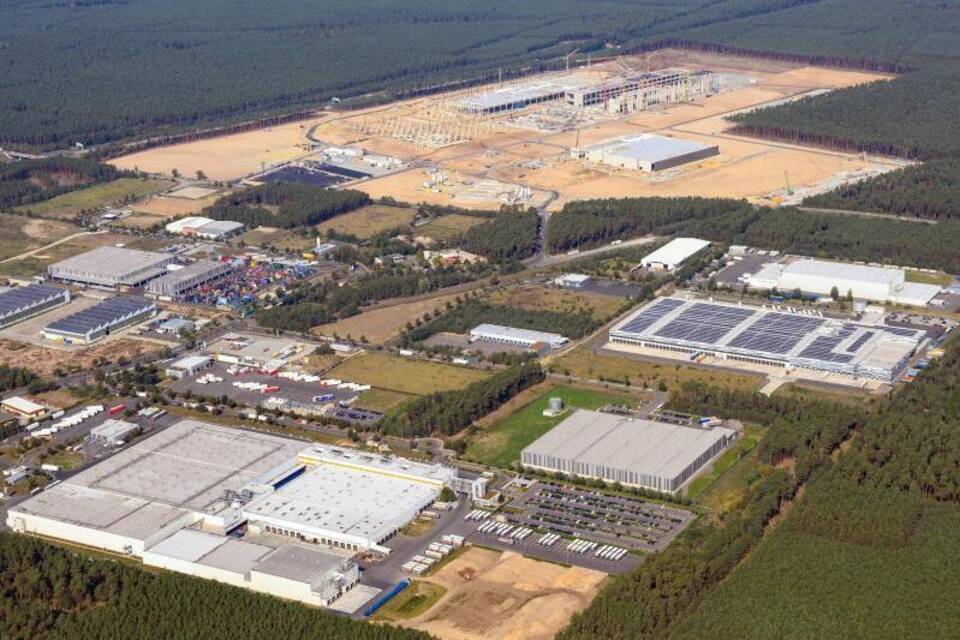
<box><xmin>616</xmin><ymin>298</ymin><xmax>684</xmax><ymax>334</ymax></box>
<box><xmin>727</xmin><ymin>313</ymin><xmax>825</xmax><ymax>355</ymax></box>
<box><xmin>0</xmin><ymin>285</ymin><xmax>66</xmax><ymax>318</ymax></box>
<box><xmin>653</xmin><ymin>302</ymin><xmax>755</xmax><ymax>344</ymax></box>
<box><xmin>46</xmin><ymin>296</ymin><xmax>154</xmax><ymax>335</ymax></box>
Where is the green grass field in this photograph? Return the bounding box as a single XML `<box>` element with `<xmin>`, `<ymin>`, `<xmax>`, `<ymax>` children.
<box><xmin>464</xmin><ymin>385</ymin><xmax>637</xmax><ymax>468</ymax></box>
<box><xmin>904</xmin><ymin>269</ymin><xmax>954</xmax><ymax>287</ymax></box>
<box><xmin>685</xmin><ymin>426</ymin><xmax>761</xmax><ymax>500</ymax></box>
<box><xmin>15</xmin><ymin>178</ymin><xmax>174</xmax><ymax>218</ymax></box>
<box><xmin>315</xmin><ymin>204</ymin><xmax>415</xmax><ymax>239</ymax></box>
<box><xmin>354</xmin><ymin>388</ymin><xmax>417</xmax><ymax>412</ymax></box>
<box><xmin>375</xmin><ymin>580</ymin><xmax>447</xmax><ymax>621</ymax></box>
<box><xmin>416</xmin><ymin>214</ymin><xmax>486</xmax><ymax>240</ymax></box>
<box><xmin>326</xmin><ymin>351</ymin><xmax>490</xmax><ymax>395</ymax></box>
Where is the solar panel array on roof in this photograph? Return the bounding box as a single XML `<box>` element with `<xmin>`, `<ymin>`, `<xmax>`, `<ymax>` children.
<box><xmin>846</xmin><ymin>331</ymin><xmax>874</xmax><ymax>353</ymax></box>
<box><xmin>617</xmin><ymin>297</ymin><xmax>684</xmax><ymax>334</ymax></box>
<box><xmin>653</xmin><ymin>302</ymin><xmax>754</xmax><ymax>344</ymax></box>
<box><xmin>46</xmin><ymin>297</ymin><xmax>155</xmax><ymax>337</ymax></box>
<box><xmin>727</xmin><ymin>313</ymin><xmax>824</xmax><ymax>354</ymax></box>
<box><xmin>0</xmin><ymin>285</ymin><xmax>68</xmax><ymax>324</ymax></box>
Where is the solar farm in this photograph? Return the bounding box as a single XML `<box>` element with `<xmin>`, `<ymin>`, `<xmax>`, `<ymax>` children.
<box><xmin>608</xmin><ymin>297</ymin><xmax>927</xmax><ymax>382</ymax></box>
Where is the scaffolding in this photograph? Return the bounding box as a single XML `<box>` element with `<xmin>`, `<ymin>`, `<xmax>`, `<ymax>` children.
<box><xmin>603</xmin><ymin>70</ymin><xmax>724</xmax><ymax>115</ymax></box>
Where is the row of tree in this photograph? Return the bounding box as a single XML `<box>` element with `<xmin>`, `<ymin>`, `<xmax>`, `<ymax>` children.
<box><xmin>0</xmin><ymin>158</ymin><xmax>130</xmax><ymax>210</ymax></box>
<box><xmin>204</xmin><ymin>184</ymin><xmax>370</xmax><ymax>229</ymax></box>
<box><xmin>380</xmin><ymin>362</ymin><xmax>544</xmax><ymax>437</ymax></box>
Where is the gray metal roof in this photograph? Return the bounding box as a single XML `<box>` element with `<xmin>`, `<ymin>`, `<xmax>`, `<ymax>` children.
<box><xmin>47</xmin><ymin>246</ymin><xmax>172</xmax><ymax>284</ymax></box>
<box><xmin>594</xmin><ymin>134</ymin><xmax>715</xmax><ymax>164</ymax></box>
<box><xmin>0</xmin><ymin>284</ymin><xmax>67</xmax><ymax>319</ymax></box>
<box><xmin>45</xmin><ymin>296</ymin><xmax>155</xmax><ymax>336</ymax></box>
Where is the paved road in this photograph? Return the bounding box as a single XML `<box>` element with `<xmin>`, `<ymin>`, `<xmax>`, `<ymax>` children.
<box><xmin>525</xmin><ymin>234</ymin><xmax>659</xmax><ymax>269</ymax></box>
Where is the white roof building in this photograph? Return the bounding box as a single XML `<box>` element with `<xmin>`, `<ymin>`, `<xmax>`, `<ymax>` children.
<box><xmin>1</xmin><ymin>396</ymin><xmax>46</xmax><ymax>419</ymax></box>
<box><xmin>165</xmin><ymin>217</ymin><xmax>214</xmax><ymax>234</ymax></box>
<box><xmin>578</xmin><ymin>134</ymin><xmax>719</xmax><ymax>172</ymax></box>
<box><xmin>469</xmin><ymin>323</ymin><xmax>568</xmax><ymax>350</ymax></box>
<box><xmin>522</xmin><ymin>409</ymin><xmax>736</xmax><ymax>493</ymax></box>
<box><xmin>640</xmin><ymin>238</ymin><xmax>710</xmax><ymax>271</ymax></box>
<box><xmin>554</xmin><ymin>273</ymin><xmax>591</xmax><ymax>288</ymax></box>
<box><xmin>164</xmin><ymin>355</ymin><xmax>212</xmax><ymax>379</ymax></box>
<box><xmin>90</xmin><ymin>419</ymin><xmax>139</xmax><ymax>446</ymax></box>
<box><xmin>745</xmin><ymin>259</ymin><xmax>941</xmax><ymax>307</ymax></box>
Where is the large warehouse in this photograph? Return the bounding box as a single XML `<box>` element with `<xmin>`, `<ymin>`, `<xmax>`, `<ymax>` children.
<box><xmin>0</xmin><ymin>284</ymin><xmax>70</xmax><ymax>329</ymax></box>
<box><xmin>458</xmin><ymin>74</ymin><xmax>594</xmax><ymax>115</ymax></box>
<box><xmin>574</xmin><ymin>134</ymin><xmax>718</xmax><ymax>172</ymax></box>
<box><xmin>43</xmin><ymin>296</ymin><xmax>156</xmax><ymax>344</ymax></box>
<box><xmin>145</xmin><ymin>260</ymin><xmax>233</xmax><ymax>298</ymax></box>
<box><xmin>745</xmin><ymin>258</ymin><xmax>942</xmax><ymax>307</ymax></box>
<box><xmin>6</xmin><ymin>419</ymin><xmax>467</xmax><ymax>605</ymax></box>
<box><xmin>469</xmin><ymin>323</ymin><xmax>568</xmax><ymax>350</ymax></box>
<box><xmin>640</xmin><ymin>237</ymin><xmax>711</xmax><ymax>272</ymax></box>
<box><xmin>521</xmin><ymin>409</ymin><xmax>736</xmax><ymax>493</ymax></box>
<box><xmin>47</xmin><ymin>246</ymin><xmax>174</xmax><ymax>288</ymax></box>
<box><xmin>608</xmin><ymin>296</ymin><xmax>926</xmax><ymax>382</ymax></box>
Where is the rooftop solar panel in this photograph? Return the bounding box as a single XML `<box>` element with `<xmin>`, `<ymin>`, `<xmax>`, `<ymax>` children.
<box><xmin>797</xmin><ymin>336</ymin><xmax>853</xmax><ymax>363</ymax></box>
<box><xmin>727</xmin><ymin>313</ymin><xmax>824</xmax><ymax>354</ymax></box>
<box><xmin>617</xmin><ymin>298</ymin><xmax>684</xmax><ymax>334</ymax></box>
<box><xmin>0</xmin><ymin>285</ymin><xmax>66</xmax><ymax>318</ymax></box>
<box><xmin>653</xmin><ymin>302</ymin><xmax>754</xmax><ymax>345</ymax></box>
<box><xmin>46</xmin><ymin>297</ymin><xmax>154</xmax><ymax>335</ymax></box>
<box><xmin>846</xmin><ymin>332</ymin><xmax>874</xmax><ymax>353</ymax></box>
<box><xmin>883</xmin><ymin>326</ymin><xmax>921</xmax><ymax>337</ymax></box>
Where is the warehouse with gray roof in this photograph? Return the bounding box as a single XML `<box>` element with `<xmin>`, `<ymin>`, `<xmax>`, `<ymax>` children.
<box><xmin>0</xmin><ymin>284</ymin><xmax>70</xmax><ymax>329</ymax></box>
<box><xmin>469</xmin><ymin>323</ymin><xmax>568</xmax><ymax>350</ymax></box>
<box><xmin>145</xmin><ymin>260</ymin><xmax>233</xmax><ymax>298</ymax></box>
<box><xmin>43</xmin><ymin>296</ymin><xmax>156</xmax><ymax>344</ymax></box>
<box><xmin>521</xmin><ymin>409</ymin><xmax>736</xmax><ymax>493</ymax></box>
<box><xmin>47</xmin><ymin>246</ymin><xmax>174</xmax><ymax>288</ymax></box>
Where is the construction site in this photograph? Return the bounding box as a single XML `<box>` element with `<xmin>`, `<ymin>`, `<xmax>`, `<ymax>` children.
<box><xmin>112</xmin><ymin>49</ymin><xmax>908</xmax><ymax>209</ymax></box>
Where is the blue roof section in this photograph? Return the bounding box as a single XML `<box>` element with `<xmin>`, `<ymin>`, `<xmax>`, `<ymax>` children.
<box><xmin>46</xmin><ymin>296</ymin><xmax>154</xmax><ymax>336</ymax></box>
<box><xmin>0</xmin><ymin>285</ymin><xmax>67</xmax><ymax>318</ymax></box>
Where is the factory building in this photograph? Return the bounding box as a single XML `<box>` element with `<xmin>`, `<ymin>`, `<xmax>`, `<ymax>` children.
<box><xmin>164</xmin><ymin>354</ymin><xmax>212</xmax><ymax>379</ymax></box>
<box><xmin>0</xmin><ymin>284</ymin><xmax>70</xmax><ymax>329</ymax></box>
<box><xmin>1</xmin><ymin>396</ymin><xmax>47</xmax><ymax>421</ymax></box>
<box><xmin>145</xmin><ymin>260</ymin><xmax>233</xmax><ymax>298</ymax></box>
<box><xmin>573</xmin><ymin>134</ymin><xmax>718</xmax><ymax>172</ymax></box>
<box><xmin>640</xmin><ymin>238</ymin><xmax>711</xmax><ymax>272</ymax></box>
<box><xmin>90</xmin><ymin>419</ymin><xmax>140</xmax><ymax>447</ymax></box>
<box><xmin>608</xmin><ymin>296</ymin><xmax>926</xmax><ymax>382</ymax></box>
<box><xmin>521</xmin><ymin>409</ymin><xmax>736</xmax><ymax>493</ymax></box>
<box><xmin>565</xmin><ymin>68</ymin><xmax>716</xmax><ymax>108</ymax></box>
<box><xmin>47</xmin><ymin>246</ymin><xmax>174</xmax><ymax>288</ymax></box>
<box><xmin>6</xmin><ymin>420</ymin><xmax>473</xmax><ymax>607</ymax></box>
<box><xmin>193</xmin><ymin>220</ymin><xmax>245</xmax><ymax>240</ymax></box>
<box><xmin>469</xmin><ymin>323</ymin><xmax>568</xmax><ymax>350</ymax></box>
<box><xmin>43</xmin><ymin>296</ymin><xmax>157</xmax><ymax>344</ymax></box>
<box><xmin>554</xmin><ymin>273</ymin><xmax>591</xmax><ymax>288</ymax></box>
<box><xmin>745</xmin><ymin>259</ymin><xmax>942</xmax><ymax>307</ymax></box>
<box><xmin>457</xmin><ymin>75</ymin><xmax>595</xmax><ymax>115</ymax></box>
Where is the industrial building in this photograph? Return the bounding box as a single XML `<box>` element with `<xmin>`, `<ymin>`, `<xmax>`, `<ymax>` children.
<box><xmin>0</xmin><ymin>284</ymin><xmax>70</xmax><ymax>329</ymax></box>
<box><xmin>164</xmin><ymin>354</ymin><xmax>212</xmax><ymax>379</ymax></box>
<box><xmin>469</xmin><ymin>323</ymin><xmax>568</xmax><ymax>350</ymax></box>
<box><xmin>457</xmin><ymin>75</ymin><xmax>595</xmax><ymax>115</ymax></box>
<box><xmin>521</xmin><ymin>409</ymin><xmax>736</xmax><ymax>493</ymax></box>
<box><xmin>640</xmin><ymin>238</ymin><xmax>711</xmax><ymax>271</ymax></box>
<box><xmin>43</xmin><ymin>296</ymin><xmax>157</xmax><ymax>344</ymax></box>
<box><xmin>554</xmin><ymin>273</ymin><xmax>591</xmax><ymax>288</ymax></box>
<box><xmin>145</xmin><ymin>260</ymin><xmax>233</xmax><ymax>298</ymax></box>
<box><xmin>47</xmin><ymin>246</ymin><xmax>174</xmax><ymax>288</ymax></box>
<box><xmin>165</xmin><ymin>217</ymin><xmax>244</xmax><ymax>239</ymax></box>
<box><xmin>6</xmin><ymin>420</ymin><xmax>474</xmax><ymax>607</ymax></box>
<box><xmin>565</xmin><ymin>68</ymin><xmax>719</xmax><ymax>108</ymax></box>
<box><xmin>208</xmin><ymin>333</ymin><xmax>310</xmax><ymax>370</ymax></box>
<box><xmin>745</xmin><ymin>258</ymin><xmax>942</xmax><ymax>307</ymax></box>
<box><xmin>573</xmin><ymin>134</ymin><xmax>718</xmax><ymax>172</ymax></box>
<box><xmin>90</xmin><ymin>419</ymin><xmax>139</xmax><ymax>446</ymax></box>
<box><xmin>1</xmin><ymin>396</ymin><xmax>47</xmax><ymax>421</ymax></box>
<box><xmin>608</xmin><ymin>296</ymin><xmax>926</xmax><ymax>382</ymax></box>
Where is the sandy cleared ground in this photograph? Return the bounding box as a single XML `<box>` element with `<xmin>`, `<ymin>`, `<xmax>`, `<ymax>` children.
<box><xmin>0</xmin><ymin>337</ymin><xmax>160</xmax><ymax>377</ymax></box>
<box><xmin>109</xmin><ymin>51</ymin><xmax>898</xmax><ymax>207</ymax></box>
<box><xmin>111</xmin><ymin>118</ymin><xmax>324</xmax><ymax>181</ymax></box>
<box><xmin>398</xmin><ymin>547</ymin><xmax>606</xmax><ymax>640</ymax></box>
<box><xmin>133</xmin><ymin>193</ymin><xmax>224</xmax><ymax>217</ymax></box>
<box><xmin>314</xmin><ymin>292</ymin><xmax>461</xmax><ymax>344</ymax></box>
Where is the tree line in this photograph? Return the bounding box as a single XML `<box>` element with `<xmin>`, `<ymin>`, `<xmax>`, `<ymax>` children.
<box><xmin>0</xmin><ymin>158</ymin><xmax>130</xmax><ymax>211</ymax></box>
<box><xmin>204</xmin><ymin>184</ymin><xmax>370</xmax><ymax>229</ymax></box>
<box><xmin>460</xmin><ymin>207</ymin><xmax>540</xmax><ymax>263</ymax></box>
<box><xmin>380</xmin><ymin>362</ymin><xmax>544</xmax><ymax>437</ymax></box>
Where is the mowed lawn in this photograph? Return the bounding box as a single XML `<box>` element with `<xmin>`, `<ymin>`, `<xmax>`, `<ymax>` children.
<box><xmin>15</xmin><ymin>177</ymin><xmax>174</xmax><ymax>218</ymax></box>
<box><xmin>416</xmin><ymin>213</ymin><xmax>486</xmax><ymax>241</ymax></box>
<box><xmin>465</xmin><ymin>385</ymin><xmax>637</xmax><ymax>469</ymax></box>
<box><xmin>325</xmin><ymin>351</ymin><xmax>490</xmax><ymax>395</ymax></box>
<box><xmin>315</xmin><ymin>204</ymin><xmax>415</xmax><ymax>239</ymax></box>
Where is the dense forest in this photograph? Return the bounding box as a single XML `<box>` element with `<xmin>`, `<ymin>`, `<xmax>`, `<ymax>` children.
<box><xmin>257</xmin><ymin>265</ymin><xmax>489</xmax><ymax>332</ymax></box>
<box><xmin>380</xmin><ymin>362</ymin><xmax>544</xmax><ymax>437</ymax></box>
<box><xmin>546</xmin><ymin>197</ymin><xmax>755</xmax><ymax>252</ymax></box>
<box><xmin>802</xmin><ymin>158</ymin><xmax>960</xmax><ymax>220</ymax></box>
<box><xmin>559</xmin><ymin>381</ymin><xmax>865</xmax><ymax>639</ymax></box>
<box><xmin>203</xmin><ymin>184</ymin><xmax>369</xmax><ymax>229</ymax></box>
<box><xmin>460</xmin><ymin>208</ymin><xmax>540</xmax><ymax>263</ymax></box>
<box><xmin>0</xmin><ymin>533</ymin><xmax>428</xmax><ymax>640</ymax></box>
<box><xmin>403</xmin><ymin>300</ymin><xmax>598</xmax><ymax>345</ymax></box>
<box><xmin>547</xmin><ymin>196</ymin><xmax>960</xmax><ymax>273</ymax></box>
<box><xmin>0</xmin><ymin>158</ymin><xmax>130</xmax><ymax>210</ymax></box>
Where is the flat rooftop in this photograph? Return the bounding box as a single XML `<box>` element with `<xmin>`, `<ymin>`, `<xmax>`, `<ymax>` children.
<box><xmin>253</xmin><ymin>544</ymin><xmax>347</xmax><ymax>583</ymax></box>
<box><xmin>47</xmin><ymin>246</ymin><xmax>171</xmax><ymax>284</ymax></box>
<box><xmin>589</xmin><ymin>134</ymin><xmax>716</xmax><ymax>164</ymax></box>
<box><xmin>459</xmin><ymin>74</ymin><xmax>595</xmax><ymax>110</ymax></box>
<box><xmin>642</xmin><ymin>237</ymin><xmax>710</xmax><ymax>267</ymax></box>
<box><xmin>209</xmin><ymin>333</ymin><xmax>309</xmax><ymax>363</ymax></box>
<box><xmin>783</xmin><ymin>259</ymin><xmax>902</xmax><ymax>285</ymax></box>
<box><xmin>523</xmin><ymin>409</ymin><xmax>735</xmax><ymax>481</ymax></box>
<box><xmin>146</xmin><ymin>260</ymin><xmax>232</xmax><ymax>289</ymax></box>
<box><xmin>471</xmin><ymin>323</ymin><xmax>567</xmax><ymax>345</ymax></box>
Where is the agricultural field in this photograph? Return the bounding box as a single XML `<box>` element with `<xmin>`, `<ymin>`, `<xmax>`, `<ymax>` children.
<box><xmin>325</xmin><ymin>351</ymin><xmax>491</xmax><ymax>395</ymax></box>
<box><xmin>549</xmin><ymin>347</ymin><xmax>763</xmax><ymax>392</ymax></box>
<box><xmin>490</xmin><ymin>283</ymin><xmax>626</xmax><ymax>322</ymax></box>
<box><xmin>396</xmin><ymin>547</ymin><xmax>606</xmax><ymax>640</ymax></box>
<box><xmin>0</xmin><ymin>215</ymin><xmax>82</xmax><ymax>263</ymax></box>
<box><xmin>464</xmin><ymin>384</ymin><xmax>638</xmax><ymax>468</ymax></box>
<box><xmin>415</xmin><ymin>214</ymin><xmax>487</xmax><ymax>241</ymax></box>
<box><xmin>314</xmin><ymin>204</ymin><xmax>415</xmax><ymax>239</ymax></box>
<box><xmin>314</xmin><ymin>293</ymin><xmax>463</xmax><ymax>344</ymax></box>
<box><xmin>15</xmin><ymin>178</ymin><xmax>174</xmax><ymax>218</ymax></box>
